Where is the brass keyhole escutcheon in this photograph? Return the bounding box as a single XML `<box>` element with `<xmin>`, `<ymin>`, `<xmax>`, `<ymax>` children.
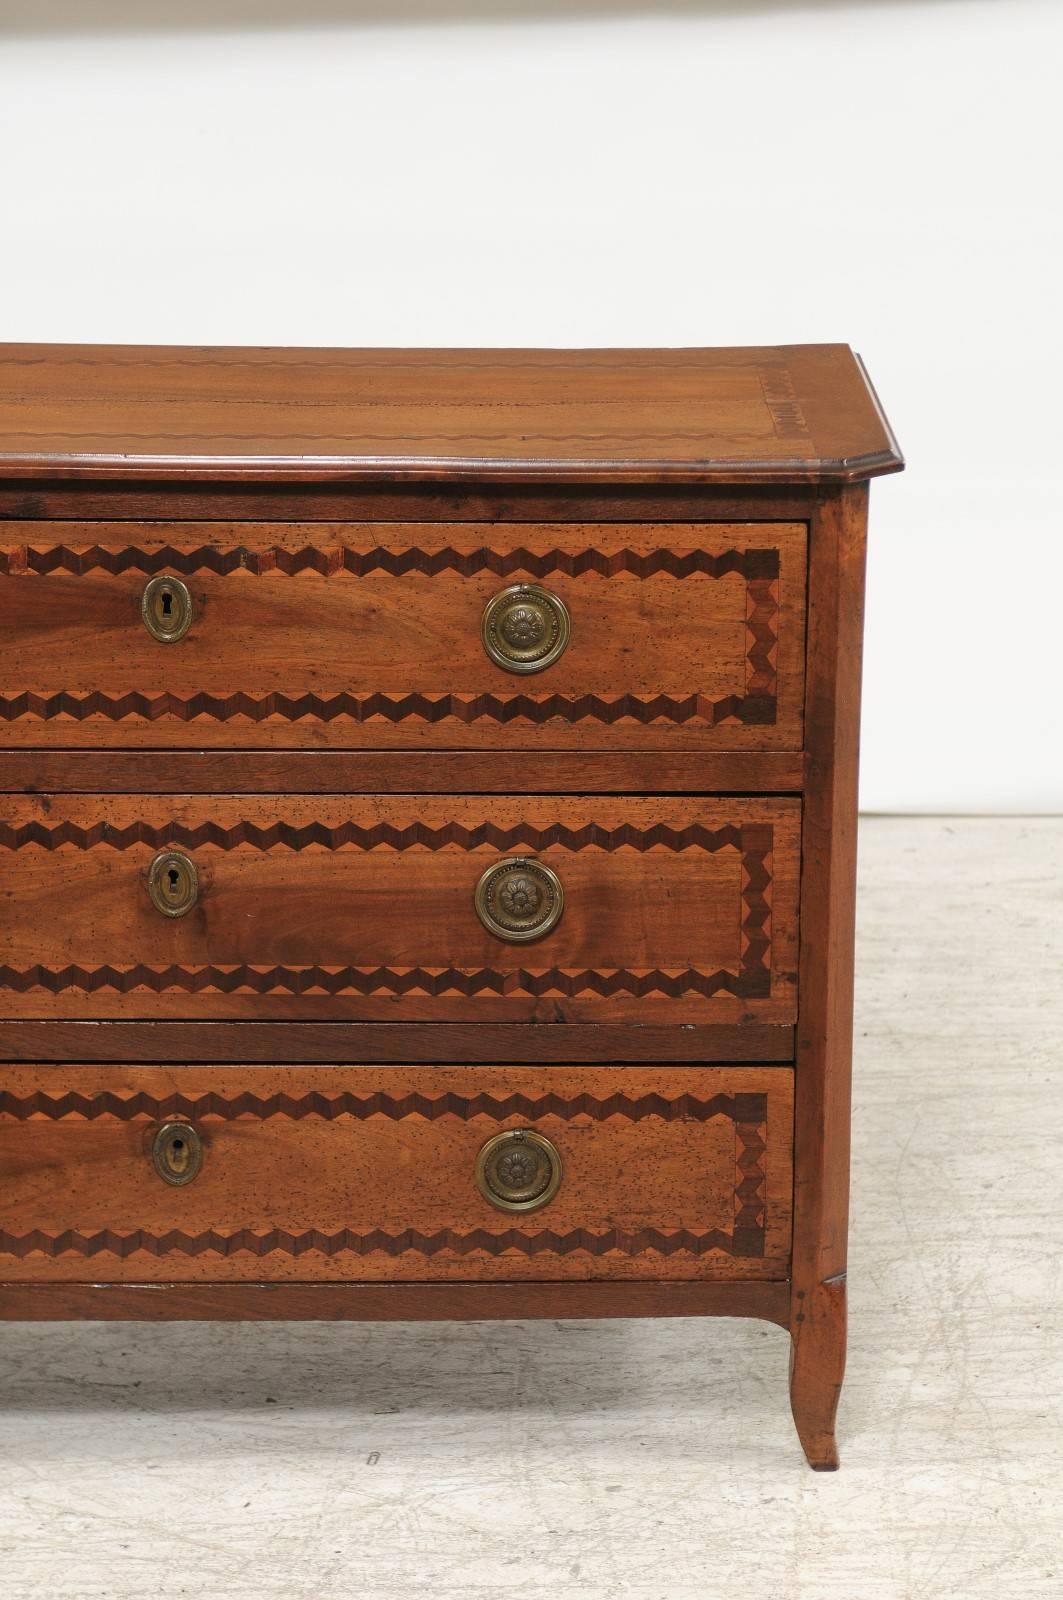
<box><xmin>147</xmin><ymin>849</ymin><xmax>199</xmax><ymax>918</ymax></box>
<box><xmin>481</xmin><ymin>583</ymin><xmax>570</xmax><ymax>673</ymax></box>
<box><xmin>141</xmin><ymin>574</ymin><xmax>193</xmax><ymax>642</ymax></box>
<box><xmin>151</xmin><ymin>1122</ymin><xmax>204</xmax><ymax>1187</ymax></box>
<box><xmin>476</xmin><ymin>1129</ymin><xmax>562</xmax><ymax>1213</ymax></box>
<box><xmin>474</xmin><ymin>856</ymin><xmax>564</xmax><ymax>944</ymax></box>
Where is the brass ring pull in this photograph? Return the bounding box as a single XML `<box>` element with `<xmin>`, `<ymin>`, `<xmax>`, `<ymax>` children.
<box><xmin>151</xmin><ymin>1122</ymin><xmax>203</xmax><ymax>1186</ymax></box>
<box><xmin>481</xmin><ymin>583</ymin><xmax>570</xmax><ymax>673</ymax></box>
<box><xmin>142</xmin><ymin>575</ymin><xmax>193</xmax><ymax>642</ymax></box>
<box><xmin>474</xmin><ymin>856</ymin><xmax>564</xmax><ymax>943</ymax></box>
<box><xmin>476</xmin><ymin>1129</ymin><xmax>562</xmax><ymax>1213</ymax></box>
<box><xmin>147</xmin><ymin>849</ymin><xmax>199</xmax><ymax>918</ymax></box>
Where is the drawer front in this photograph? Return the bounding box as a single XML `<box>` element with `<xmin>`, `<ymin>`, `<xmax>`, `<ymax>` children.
<box><xmin>0</xmin><ymin>1065</ymin><xmax>793</xmax><ymax>1282</ymax></box>
<box><xmin>0</xmin><ymin>521</ymin><xmax>805</xmax><ymax>750</ymax></box>
<box><xmin>0</xmin><ymin>795</ymin><xmax>799</xmax><ymax>1024</ymax></box>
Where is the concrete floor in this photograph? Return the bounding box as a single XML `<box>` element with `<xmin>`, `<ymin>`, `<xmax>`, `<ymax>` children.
<box><xmin>1</xmin><ymin>818</ymin><xmax>1061</xmax><ymax>1599</ymax></box>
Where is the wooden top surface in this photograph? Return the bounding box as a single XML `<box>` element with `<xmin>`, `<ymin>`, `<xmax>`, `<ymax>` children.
<box><xmin>0</xmin><ymin>343</ymin><xmax>902</xmax><ymax>485</ymax></box>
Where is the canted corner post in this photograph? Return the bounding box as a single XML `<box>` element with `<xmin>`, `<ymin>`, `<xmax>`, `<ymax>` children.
<box><xmin>789</xmin><ymin>482</ymin><xmax>869</xmax><ymax>1470</ymax></box>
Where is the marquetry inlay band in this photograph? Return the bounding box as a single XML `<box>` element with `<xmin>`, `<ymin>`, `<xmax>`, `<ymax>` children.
<box><xmin>0</xmin><ymin>545</ymin><xmax>781</xmax><ymax>581</ymax></box>
<box><xmin>0</xmin><ymin>1088</ymin><xmax>768</xmax><ymax>1125</ymax></box>
<box><xmin>0</xmin><ymin>820</ymin><xmax>759</xmax><ymax>853</ymax></box>
<box><xmin>0</xmin><ymin>689</ymin><xmax>777</xmax><ymax>727</ymax></box>
<box><xmin>0</xmin><ymin>1224</ymin><xmax>760</xmax><ymax>1261</ymax></box>
<box><xmin>0</xmin><ymin>965</ymin><xmax>764</xmax><ymax>1000</ymax></box>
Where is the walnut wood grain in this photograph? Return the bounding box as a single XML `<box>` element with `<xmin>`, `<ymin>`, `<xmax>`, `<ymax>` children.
<box><xmin>0</xmin><ymin>482</ymin><xmax>814</xmax><ymax>525</ymax></box>
<box><xmin>0</xmin><ymin>342</ymin><xmax>904</xmax><ymax>1473</ymax></box>
<box><xmin>0</xmin><ymin>750</ymin><xmax>807</xmax><ymax>796</ymax></box>
<box><xmin>0</xmin><ymin>794</ymin><xmax>800</xmax><ymax>1024</ymax></box>
<box><xmin>0</xmin><ymin>1064</ymin><xmax>793</xmax><ymax>1283</ymax></box>
<box><xmin>0</xmin><ymin>344</ymin><xmax>902</xmax><ymax>484</ymax></box>
<box><xmin>0</xmin><ymin>1279</ymin><xmax>792</xmax><ymax>1325</ymax></box>
<box><xmin>0</xmin><ymin>1022</ymin><xmax>795</xmax><ymax>1064</ymax></box>
<box><xmin>788</xmin><ymin>483</ymin><xmax>869</xmax><ymax>1470</ymax></box>
<box><xmin>0</xmin><ymin>521</ymin><xmax>806</xmax><ymax>751</ymax></box>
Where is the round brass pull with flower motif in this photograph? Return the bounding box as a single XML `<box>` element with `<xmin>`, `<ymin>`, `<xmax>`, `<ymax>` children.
<box><xmin>476</xmin><ymin>1128</ymin><xmax>562</xmax><ymax>1213</ymax></box>
<box><xmin>474</xmin><ymin>856</ymin><xmax>564</xmax><ymax>944</ymax></box>
<box><xmin>481</xmin><ymin>583</ymin><xmax>570</xmax><ymax>673</ymax></box>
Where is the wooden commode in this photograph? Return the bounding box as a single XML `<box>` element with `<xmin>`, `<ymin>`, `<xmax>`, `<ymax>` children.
<box><xmin>0</xmin><ymin>343</ymin><xmax>902</xmax><ymax>1469</ymax></box>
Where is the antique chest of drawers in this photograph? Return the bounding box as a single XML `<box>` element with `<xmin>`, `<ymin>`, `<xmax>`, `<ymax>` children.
<box><xmin>0</xmin><ymin>343</ymin><xmax>901</xmax><ymax>1468</ymax></box>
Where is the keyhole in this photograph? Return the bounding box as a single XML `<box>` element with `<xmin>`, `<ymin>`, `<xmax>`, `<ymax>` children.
<box><xmin>142</xmin><ymin>575</ymin><xmax>192</xmax><ymax>642</ymax></box>
<box><xmin>151</xmin><ymin>1122</ymin><xmax>202</xmax><ymax>1185</ymax></box>
<box><xmin>148</xmin><ymin>849</ymin><xmax>198</xmax><ymax>917</ymax></box>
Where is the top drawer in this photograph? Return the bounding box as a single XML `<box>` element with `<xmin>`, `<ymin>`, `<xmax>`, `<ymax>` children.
<box><xmin>0</xmin><ymin>521</ymin><xmax>806</xmax><ymax>750</ymax></box>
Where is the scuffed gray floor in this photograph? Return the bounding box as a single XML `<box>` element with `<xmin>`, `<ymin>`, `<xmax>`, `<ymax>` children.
<box><xmin>1</xmin><ymin>819</ymin><xmax>1061</xmax><ymax>1598</ymax></box>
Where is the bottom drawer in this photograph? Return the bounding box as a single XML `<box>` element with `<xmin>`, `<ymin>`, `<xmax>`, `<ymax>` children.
<box><xmin>0</xmin><ymin>1065</ymin><xmax>793</xmax><ymax>1283</ymax></box>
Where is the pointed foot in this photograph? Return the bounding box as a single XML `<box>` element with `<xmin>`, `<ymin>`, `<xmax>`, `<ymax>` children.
<box><xmin>789</xmin><ymin>1274</ymin><xmax>847</xmax><ymax>1471</ymax></box>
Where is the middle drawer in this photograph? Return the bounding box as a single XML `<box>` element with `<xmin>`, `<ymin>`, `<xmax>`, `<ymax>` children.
<box><xmin>1</xmin><ymin>795</ymin><xmax>799</xmax><ymax>1025</ymax></box>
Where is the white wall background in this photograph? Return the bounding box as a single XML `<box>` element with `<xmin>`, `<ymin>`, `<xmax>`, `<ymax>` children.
<box><xmin>2</xmin><ymin>0</ymin><xmax>1060</xmax><ymax>812</ymax></box>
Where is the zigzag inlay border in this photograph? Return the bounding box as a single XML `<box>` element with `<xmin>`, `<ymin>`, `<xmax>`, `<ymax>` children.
<box><xmin>0</xmin><ymin>964</ymin><xmax>752</xmax><ymax>999</ymax></box>
<box><xmin>745</xmin><ymin>576</ymin><xmax>778</xmax><ymax>696</ymax></box>
<box><xmin>0</xmin><ymin>689</ymin><xmax>774</xmax><ymax>727</ymax></box>
<box><xmin>0</xmin><ymin>1088</ymin><xmax>766</xmax><ymax>1125</ymax></box>
<box><xmin>0</xmin><ymin>544</ymin><xmax>781</xmax><ymax>581</ymax></box>
<box><xmin>0</xmin><ymin>820</ymin><xmax>747</xmax><ymax>854</ymax></box>
<box><xmin>738</xmin><ymin>826</ymin><xmax>772</xmax><ymax>997</ymax></box>
<box><xmin>734</xmin><ymin>1119</ymin><xmax>769</xmax><ymax>1235</ymax></box>
<box><xmin>0</xmin><ymin>1225</ymin><xmax>747</xmax><ymax>1260</ymax></box>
